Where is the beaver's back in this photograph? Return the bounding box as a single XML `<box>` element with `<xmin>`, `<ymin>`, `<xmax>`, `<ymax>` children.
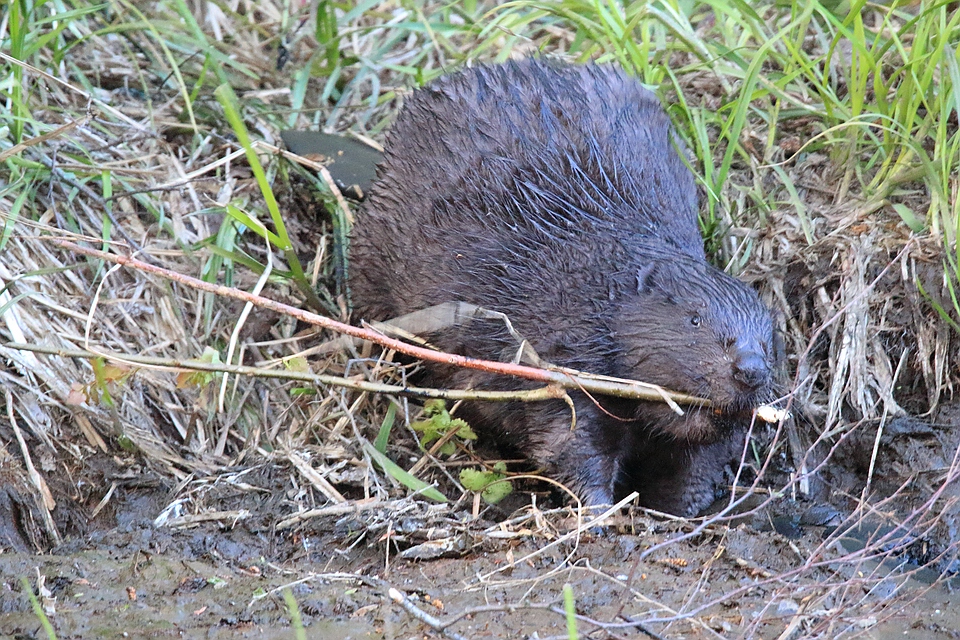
<box><xmin>350</xmin><ymin>59</ymin><xmax>704</xmax><ymax>324</ymax></box>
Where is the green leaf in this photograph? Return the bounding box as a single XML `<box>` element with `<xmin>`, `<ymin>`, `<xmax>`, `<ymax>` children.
<box><xmin>460</xmin><ymin>462</ymin><xmax>513</xmax><ymax>505</ymax></box>
<box><xmin>891</xmin><ymin>203</ymin><xmax>926</xmax><ymax>233</ymax></box>
<box><xmin>284</xmin><ymin>356</ymin><xmax>310</xmax><ymax>373</ymax></box>
<box><xmin>411</xmin><ymin>400</ymin><xmax>477</xmax><ymax>454</ymax></box>
<box><xmin>374</xmin><ymin>402</ymin><xmax>398</xmax><ymax>454</ymax></box>
<box><xmin>214</xmin><ymin>83</ymin><xmax>324</xmax><ymax>311</ymax></box>
<box><xmin>223</xmin><ymin>204</ymin><xmax>283</xmax><ymax>246</ymax></box>
<box><xmin>197</xmin><ymin>346</ymin><xmax>223</xmax><ymax>365</ymax></box>
<box><xmin>563</xmin><ymin>583</ymin><xmax>578</xmax><ymax>640</ymax></box>
<box><xmin>363</xmin><ymin>442</ymin><xmax>448</xmax><ymax>503</ymax></box>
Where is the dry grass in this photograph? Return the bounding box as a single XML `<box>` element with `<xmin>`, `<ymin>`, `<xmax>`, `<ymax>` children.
<box><xmin>2</xmin><ymin>0</ymin><xmax>960</xmax><ymax>637</ymax></box>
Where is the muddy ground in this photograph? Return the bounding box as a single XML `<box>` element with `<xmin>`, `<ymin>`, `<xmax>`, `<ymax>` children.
<box><xmin>5</xmin><ymin>402</ymin><xmax>960</xmax><ymax>640</ymax></box>
<box><xmin>3</xmin><ymin>517</ymin><xmax>960</xmax><ymax>639</ymax></box>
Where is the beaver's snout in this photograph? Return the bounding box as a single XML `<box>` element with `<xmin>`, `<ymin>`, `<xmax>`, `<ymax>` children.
<box><xmin>732</xmin><ymin>348</ymin><xmax>771</xmax><ymax>394</ymax></box>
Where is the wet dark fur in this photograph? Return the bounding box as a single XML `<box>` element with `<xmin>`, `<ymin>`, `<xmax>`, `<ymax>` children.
<box><xmin>349</xmin><ymin>59</ymin><xmax>778</xmax><ymax>515</ymax></box>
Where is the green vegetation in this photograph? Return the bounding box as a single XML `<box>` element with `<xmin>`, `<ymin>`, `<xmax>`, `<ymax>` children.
<box><xmin>282</xmin><ymin>588</ymin><xmax>308</xmax><ymax>640</ymax></box>
<box><xmin>411</xmin><ymin>399</ymin><xmax>477</xmax><ymax>455</ymax></box>
<box><xmin>563</xmin><ymin>582</ymin><xmax>578</xmax><ymax>640</ymax></box>
<box><xmin>460</xmin><ymin>461</ymin><xmax>514</xmax><ymax>504</ymax></box>
<box><xmin>364</xmin><ymin>441</ymin><xmax>449</xmax><ymax>502</ymax></box>
<box><xmin>21</xmin><ymin>576</ymin><xmax>57</xmax><ymax>640</ymax></box>
<box><xmin>484</xmin><ymin>1</ymin><xmax>958</xmax><ymax>271</ymax></box>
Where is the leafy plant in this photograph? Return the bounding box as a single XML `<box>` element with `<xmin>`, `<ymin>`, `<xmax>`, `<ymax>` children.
<box><xmin>411</xmin><ymin>399</ymin><xmax>477</xmax><ymax>455</ymax></box>
<box><xmin>175</xmin><ymin>347</ymin><xmax>223</xmax><ymax>389</ymax></box>
<box><xmin>66</xmin><ymin>358</ymin><xmax>134</xmax><ymax>408</ymax></box>
<box><xmin>460</xmin><ymin>462</ymin><xmax>513</xmax><ymax>505</ymax></box>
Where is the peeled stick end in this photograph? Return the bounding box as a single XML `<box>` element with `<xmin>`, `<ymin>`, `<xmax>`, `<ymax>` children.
<box><xmin>757</xmin><ymin>405</ymin><xmax>790</xmax><ymax>423</ymax></box>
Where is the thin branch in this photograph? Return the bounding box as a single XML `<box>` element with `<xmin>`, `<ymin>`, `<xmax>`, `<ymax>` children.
<box><xmin>48</xmin><ymin>239</ymin><xmax>712</xmax><ymax>408</ymax></box>
<box><xmin>4</xmin><ymin>342</ymin><xmax>564</xmax><ymax>403</ymax></box>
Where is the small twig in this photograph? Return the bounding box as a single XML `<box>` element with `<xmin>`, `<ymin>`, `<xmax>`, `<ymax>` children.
<box><xmin>0</xmin><ymin>50</ymin><xmax>150</xmax><ymax>133</ymax></box>
<box><xmin>861</xmin><ymin>348</ymin><xmax>909</xmax><ymax>509</ymax></box>
<box><xmin>438</xmin><ymin>600</ymin><xmax>560</xmax><ymax>629</ymax></box>
<box><xmin>548</xmin><ymin>605</ymin><xmax>665</xmax><ymax>639</ymax></box>
<box><xmin>618</xmin><ymin>614</ymin><xmax>668</xmax><ymax>639</ymax></box>
<box><xmin>253</xmin><ymin>570</ymin><xmax>567</xmax><ymax>640</ymax></box>
<box><xmin>267</xmin><ymin>140</ymin><xmax>355</xmax><ymax>226</ymax></box>
<box><xmin>0</xmin><ymin>110</ymin><xmax>93</xmax><ymax>163</ymax></box>
<box><xmin>387</xmin><ymin>588</ymin><xmax>469</xmax><ymax>640</ymax></box>
<box><xmin>89</xmin><ymin>481</ymin><xmax>117</xmax><ymax>519</ymax></box>
<box><xmin>276</xmin><ymin>498</ymin><xmax>383</xmax><ymax>530</ymax></box>
<box><xmin>285</xmin><ymin>450</ymin><xmax>346</xmax><ymax>504</ymax></box>
<box><xmin>36</xmin><ymin>156</ymin><xmax>153</xmax><ymax>260</ymax></box>
<box><xmin>157</xmin><ymin>509</ymin><xmax>252</xmax><ymax>529</ymax></box>
<box><xmin>475</xmin><ymin>492</ymin><xmax>639</xmax><ymax>583</ymax></box>
<box><xmin>217</xmin><ymin>223</ymin><xmax>274</xmax><ymax>455</ymax></box>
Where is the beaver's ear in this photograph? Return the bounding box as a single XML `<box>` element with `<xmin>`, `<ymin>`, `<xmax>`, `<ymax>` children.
<box><xmin>635</xmin><ymin>262</ymin><xmax>660</xmax><ymax>294</ymax></box>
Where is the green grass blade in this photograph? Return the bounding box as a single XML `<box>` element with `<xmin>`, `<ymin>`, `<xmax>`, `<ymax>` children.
<box><xmin>363</xmin><ymin>442</ymin><xmax>448</xmax><ymax>503</ymax></box>
<box><xmin>214</xmin><ymin>83</ymin><xmax>325</xmax><ymax>311</ymax></box>
<box><xmin>374</xmin><ymin>402</ymin><xmax>398</xmax><ymax>454</ymax></box>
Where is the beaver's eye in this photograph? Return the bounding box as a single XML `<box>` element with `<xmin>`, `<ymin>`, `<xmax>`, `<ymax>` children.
<box><xmin>690</xmin><ymin>314</ymin><xmax>702</xmax><ymax>327</ymax></box>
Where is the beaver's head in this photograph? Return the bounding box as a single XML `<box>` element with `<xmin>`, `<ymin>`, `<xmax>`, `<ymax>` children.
<box><xmin>612</xmin><ymin>253</ymin><xmax>779</xmax><ymax>439</ymax></box>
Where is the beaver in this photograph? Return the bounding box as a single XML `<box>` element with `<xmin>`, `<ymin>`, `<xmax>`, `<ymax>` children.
<box><xmin>348</xmin><ymin>59</ymin><xmax>778</xmax><ymax>515</ymax></box>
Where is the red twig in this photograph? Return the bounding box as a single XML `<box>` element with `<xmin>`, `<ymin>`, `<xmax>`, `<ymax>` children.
<box><xmin>53</xmin><ymin>238</ymin><xmax>702</xmax><ymax>406</ymax></box>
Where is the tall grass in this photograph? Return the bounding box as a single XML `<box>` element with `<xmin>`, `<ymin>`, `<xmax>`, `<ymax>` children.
<box><xmin>482</xmin><ymin>1</ymin><xmax>956</xmax><ymax>245</ymax></box>
<box><xmin>1</xmin><ymin>0</ymin><xmax>486</xmax><ymax>323</ymax></box>
<box><xmin>3</xmin><ymin>0</ymin><xmax>958</xmax><ymax>322</ymax></box>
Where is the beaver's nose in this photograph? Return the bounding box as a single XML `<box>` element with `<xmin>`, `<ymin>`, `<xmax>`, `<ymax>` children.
<box><xmin>733</xmin><ymin>350</ymin><xmax>770</xmax><ymax>392</ymax></box>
